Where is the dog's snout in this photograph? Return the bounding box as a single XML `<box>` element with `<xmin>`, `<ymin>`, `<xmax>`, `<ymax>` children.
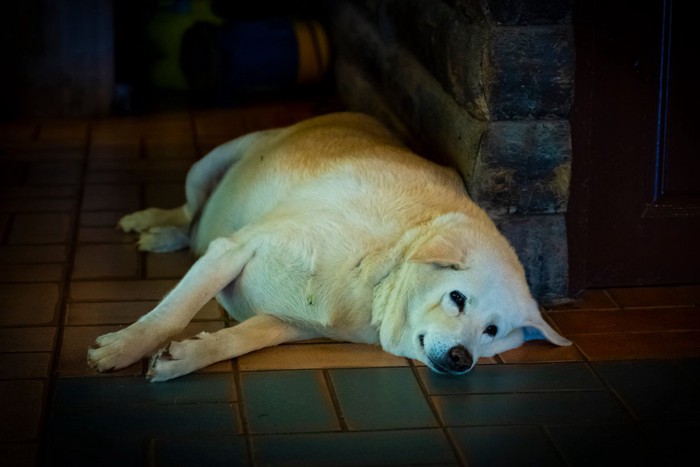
<box><xmin>448</xmin><ymin>345</ymin><xmax>473</xmax><ymax>372</ymax></box>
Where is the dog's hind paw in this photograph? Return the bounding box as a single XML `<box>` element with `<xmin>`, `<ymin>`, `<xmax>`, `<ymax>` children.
<box><xmin>137</xmin><ymin>226</ymin><xmax>190</xmax><ymax>252</ymax></box>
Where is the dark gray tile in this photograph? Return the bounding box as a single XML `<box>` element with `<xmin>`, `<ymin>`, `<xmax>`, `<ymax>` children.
<box><xmin>49</xmin><ymin>403</ymin><xmax>241</xmax><ymax>437</ymax></box>
<box><xmin>419</xmin><ymin>363</ymin><xmax>602</xmax><ymax>395</ymax></box>
<box><xmin>546</xmin><ymin>424</ymin><xmax>652</xmax><ymax>467</ymax></box>
<box><xmin>592</xmin><ymin>360</ymin><xmax>700</xmax><ymax>420</ymax></box>
<box><xmin>676</xmin><ymin>358</ymin><xmax>700</xmax><ymax>386</ymax></box>
<box><xmin>434</xmin><ymin>391</ymin><xmax>630</xmax><ymax>426</ymax></box>
<box><xmin>329</xmin><ymin>367</ymin><xmax>437</xmax><ymax>430</ymax></box>
<box><xmin>241</xmin><ymin>370</ymin><xmax>340</xmax><ymax>434</ymax></box>
<box><xmin>54</xmin><ymin>374</ymin><xmax>237</xmax><ymax>407</ymax></box>
<box><xmin>153</xmin><ymin>435</ymin><xmax>249</xmax><ymax>466</ymax></box>
<box><xmin>46</xmin><ymin>433</ymin><xmax>145</xmax><ymax>467</ymax></box>
<box><xmin>0</xmin><ymin>380</ymin><xmax>45</xmax><ymax>442</ymax></box>
<box><xmin>450</xmin><ymin>426</ymin><xmax>562</xmax><ymax>467</ymax></box>
<box><xmin>253</xmin><ymin>429</ymin><xmax>457</xmax><ymax>466</ymax></box>
<box><xmin>641</xmin><ymin>421</ymin><xmax>700</xmax><ymax>465</ymax></box>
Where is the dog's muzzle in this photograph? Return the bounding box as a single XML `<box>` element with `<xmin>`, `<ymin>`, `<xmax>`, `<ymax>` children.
<box><xmin>426</xmin><ymin>344</ymin><xmax>473</xmax><ymax>375</ymax></box>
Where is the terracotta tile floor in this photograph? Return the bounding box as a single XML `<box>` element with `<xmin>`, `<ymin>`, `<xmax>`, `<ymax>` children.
<box><xmin>1</xmin><ymin>102</ymin><xmax>700</xmax><ymax>466</ymax></box>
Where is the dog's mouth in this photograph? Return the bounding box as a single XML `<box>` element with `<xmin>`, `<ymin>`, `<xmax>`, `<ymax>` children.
<box><xmin>418</xmin><ymin>334</ymin><xmax>471</xmax><ymax>376</ymax></box>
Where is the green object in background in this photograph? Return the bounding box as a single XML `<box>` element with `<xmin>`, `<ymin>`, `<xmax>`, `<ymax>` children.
<box><xmin>148</xmin><ymin>0</ymin><xmax>222</xmax><ymax>90</ymax></box>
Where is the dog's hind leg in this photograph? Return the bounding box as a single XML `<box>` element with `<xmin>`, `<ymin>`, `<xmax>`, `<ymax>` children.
<box><xmin>147</xmin><ymin>315</ymin><xmax>318</xmax><ymax>382</ymax></box>
<box><xmin>87</xmin><ymin>235</ymin><xmax>257</xmax><ymax>373</ymax></box>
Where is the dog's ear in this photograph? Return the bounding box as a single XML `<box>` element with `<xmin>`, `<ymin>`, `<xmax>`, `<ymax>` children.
<box><xmin>480</xmin><ymin>304</ymin><xmax>571</xmax><ymax>358</ymax></box>
<box><xmin>521</xmin><ymin>312</ymin><xmax>572</xmax><ymax>347</ymax></box>
<box><xmin>408</xmin><ymin>231</ymin><xmax>468</xmax><ymax>270</ymax></box>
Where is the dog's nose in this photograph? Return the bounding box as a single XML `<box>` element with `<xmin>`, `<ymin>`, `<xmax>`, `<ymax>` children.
<box><xmin>448</xmin><ymin>345</ymin><xmax>473</xmax><ymax>372</ymax></box>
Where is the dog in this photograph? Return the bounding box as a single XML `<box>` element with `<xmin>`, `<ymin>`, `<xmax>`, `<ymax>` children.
<box><xmin>87</xmin><ymin>112</ymin><xmax>571</xmax><ymax>381</ymax></box>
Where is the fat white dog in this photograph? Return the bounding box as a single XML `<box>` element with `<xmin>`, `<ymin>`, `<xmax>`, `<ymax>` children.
<box><xmin>87</xmin><ymin>112</ymin><xmax>571</xmax><ymax>381</ymax></box>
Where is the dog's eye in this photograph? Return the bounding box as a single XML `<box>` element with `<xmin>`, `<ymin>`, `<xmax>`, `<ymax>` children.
<box><xmin>449</xmin><ymin>290</ymin><xmax>466</xmax><ymax>312</ymax></box>
<box><xmin>483</xmin><ymin>325</ymin><xmax>498</xmax><ymax>337</ymax></box>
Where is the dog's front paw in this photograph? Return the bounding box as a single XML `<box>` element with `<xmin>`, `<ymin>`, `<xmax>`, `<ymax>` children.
<box><xmin>87</xmin><ymin>323</ymin><xmax>159</xmax><ymax>372</ymax></box>
<box><xmin>118</xmin><ymin>208</ymin><xmax>160</xmax><ymax>233</ymax></box>
<box><xmin>147</xmin><ymin>333</ymin><xmax>211</xmax><ymax>382</ymax></box>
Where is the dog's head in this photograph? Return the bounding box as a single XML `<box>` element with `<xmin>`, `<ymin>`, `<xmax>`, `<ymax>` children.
<box><xmin>375</xmin><ymin>213</ymin><xmax>571</xmax><ymax>375</ymax></box>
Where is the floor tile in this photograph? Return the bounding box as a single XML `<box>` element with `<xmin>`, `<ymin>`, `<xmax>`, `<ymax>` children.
<box><xmin>641</xmin><ymin>421</ymin><xmax>700</xmax><ymax>465</ymax></box>
<box><xmin>80</xmin><ymin>211</ymin><xmax>126</xmax><ymax>227</ymax></box>
<box><xmin>70</xmin><ymin>279</ymin><xmax>178</xmax><ymax>301</ymax></box>
<box><xmin>498</xmin><ymin>338</ymin><xmax>585</xmax><ymax>363</ymax></box>
<box><xmin>418</xmin><ymin>362</ymin><xmax>602</xmax><ymax>395</ymax></box>
<box><xmin>81</xmin><ymin>184</ymin><xmax>140</xmax><ymax>211</ymax></box>
<box><xmin>0</xmin><ymin>245</ymin><xmax>68</xmax><ymax>263</ymax></box>
<box><xmin>0</xmin><ymin>283</ymin><xmax>60</xmax><ymax>325</ymax></box>
<box><xmin>153</xmin><ymin>435</ymin><xmax>249</xmax><ymax>466</ymax></box>
<box><xmin>677</xmin><ymin>285</ymin><xmax>700</xmax><ymax>305</ymax></box>
<box><xmin>49</xmin><ymin>402</ymin><xmax>241</xmax><ymax>439</ymax></box>
<box><xmin>450</xmin><ymin>426</ymin><xmax>562</xmax><ymax>467</ymax></box>
<box><xmin>433</xmin><ymin>391</ymin><xmax>630</xmax><ymax>426</ymax></box>
<box><xmin>72</xmin><ymin>244</ymin><xmax>139</xmax><ymax>279</ymax></box>
<box><xmin>144</xmin><ymin>140</ymin><xmax>197</xmax><ymax>160</ymax></box>
<box><xmin>37</xmin><ymin>120</ymin><xmax>88</xmax><ymax>141</ymax></box>
<box><xmin>0</xmin><ymin>443</ymin><xmax>38</xmax><ymax>467</ymax></box>
<box><xmin>329</xmin><ymin>367</ymin><xmax>437</xmax><ymax>430</ymax></box>
<box><xmin>54</xmin><ymin>373</ymin><xmax>237</xmax><ymax>407</ymax></box>
<box><xmin>551</xmin><ymin>307</ymin><xmax>700</xmax><ymax>335</ymax></box>
<box><xmin>571</xmin><ymin>330</ymin><xmax>700</xmax><ymax>360</ymax></box>
<box><xmin>0</xmin><ymin>197</ymin><xmax>76</xmax><ymax>212</ymax></box>
<box><xmin>592</xmin><ymin>360</ymin><xmax>700</xmax><ymax>420</ymax></box>
<box><xmin>89</xmin><ymin>141</ymin><xmax>140</xmax><ymax>159</ymax></box>
<box><xmin>237</xmin><ymin>342</ymin><xmax>408</xmax><ymax>371</ymax></box>
<box><xmin>546</xmin><ymin>423</ymin><xmax>652</xmax><ymax>467</ymax></box>
<box><xmin>240</xmin><ymin>370</ymin><xmax>340</xmax><ymax>434</ymax></box>
<box><xmin>0</xmin><ymin>352</ymin><xmax>52</xmax><ymax>378</ymax></box>
<box><xmin>0</xmin><ymin>264</ymin><xmax>65</xmax><ymax>282</ymax></box>
<box><xmin>26</xmin><ymin>160</ymin><xmax>82</xmax><ymax>185</ymax></box>
<box><xmin>144</xmin><ymin>182</ymin><xmax>187</xmax><ymax>208</ymax></box>
<box><xmin>546</xmin><ymin>288</ymin><xmax>618</xmax><ymax>311</ymax></box>
<box><xmin>0</xmin><ymin>380</ymin><xmax>45</xmax><ymax>442</ymax></box>
<box><xmin>607</xmin><ymin>286</ymin><xmax>692</xmax><ymax>308</ymax></box>
<box><xmin>0</xmin><ymin>327</ymin><xmax>56</xmax><ymax>352</ymax></box>
<box><xmin>77</xmin><ymin>226</ymin><xmax>134</xmax><ymax>243</ymax></box>
<box><xmin>147</xmin><ymin>250</ymin><xmax>195</xmax><ymax>278</ymax></box>
<box><xmin>66</xmin><ymin>299</ymin><xmax>221</xmax><ymax>325</ymax></box>
<box><xmin>252</xmin><ymin>429</ymin><xmax>457</xmax><ymax>466</ymax></box>
<box><xmin>7</xmin><ymin>213</ymin><xmax>72</xmax><ymax>244</ymax></box>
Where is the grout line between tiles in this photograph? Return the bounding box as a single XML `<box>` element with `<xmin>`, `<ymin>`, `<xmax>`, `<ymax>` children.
<box><xmin>407</xmin><ymin>360</ymin><xmax>466</xmax><ymax>466</ymax></box>
<box><xmin>38</xmin><ymin>121</ymin><xmax>93</xmax><ymax>464</ymax></box>
<box><xmin>322</xmin><ymin>368</ymin><xmax>349</xmax><ymax>431</ymax></box>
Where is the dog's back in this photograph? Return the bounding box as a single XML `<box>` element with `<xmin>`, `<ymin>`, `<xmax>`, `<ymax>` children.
<box><xmin>191</xmin><ymin>113</ymin><xmax>470</xmax><ymax>254</ymax></box>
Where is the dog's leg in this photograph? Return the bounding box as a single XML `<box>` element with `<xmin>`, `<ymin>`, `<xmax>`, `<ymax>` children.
<box><xmin>148</xmin><ymin>315</ymin><xmax>318</xmax><ymax>382</ymax></box>
<box><xmin>87</xmin><ymin>235</ymin><xmax>256</xmax><ymax>372</ymax></box>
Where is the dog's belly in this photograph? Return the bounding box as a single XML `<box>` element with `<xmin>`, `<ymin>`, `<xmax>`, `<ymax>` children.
<box><xmin>215</xmin><ymin>237</ymin><xmax>380</xmax><ymax>344</ymax></box>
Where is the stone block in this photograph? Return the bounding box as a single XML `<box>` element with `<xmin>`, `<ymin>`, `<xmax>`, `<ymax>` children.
<box><xmin>485</xmin><ymin>25</ymin><xmax>574</xmax><ymax>119</ymax></box>
<box><xmin>471</xmin><ymin>120</ymin><xmax>571</xmax><ymax>216</ymax></box>
<box><xmin>477</xmin><ymin>0</ymin><xmax>573</xmax><ymax>25</ymax></box>
<box><xmin>495</xmin><ymin>214</ymin><xmax>568</xmax><ymax>300</ymax></box>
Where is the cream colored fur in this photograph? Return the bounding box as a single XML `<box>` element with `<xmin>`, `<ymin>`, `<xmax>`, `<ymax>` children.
<box><xmin>87</xmin><ymin>112</ymin><xmax>570</xmax><ymax>381</ymax></box>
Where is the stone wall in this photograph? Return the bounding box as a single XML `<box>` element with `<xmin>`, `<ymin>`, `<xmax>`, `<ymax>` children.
<box><xmin>328</xmin><ymin>0</ymin><xmax>574</xmax><ymax>300</ymax></box>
